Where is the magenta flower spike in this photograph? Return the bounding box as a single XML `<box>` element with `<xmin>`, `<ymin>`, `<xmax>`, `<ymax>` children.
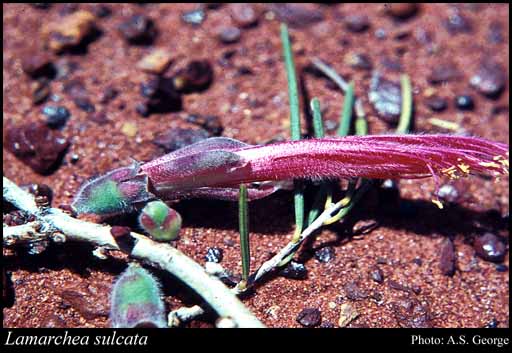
<box><xmin>72</xmin><ymin>135</ymin><xmax>508</xmax><ymax>215</ymax></box>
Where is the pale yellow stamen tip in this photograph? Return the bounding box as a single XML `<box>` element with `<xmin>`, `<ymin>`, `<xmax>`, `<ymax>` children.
<box><xmin>457</xmin><ymin>163</ymin><xmax>470</xmax><ymax>174</ymax></box>
<box><xmin>432</xmin><ymin>199</ymin><xmax>444</xmax><ymax>209</ymax></box>
<box><xmin>479</xmin><ymin>161</ymin><xmax>502</xmax><ymax>169</ymax></box>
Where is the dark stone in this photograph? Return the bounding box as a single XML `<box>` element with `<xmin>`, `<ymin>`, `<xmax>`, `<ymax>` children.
<box><xmin>42</xmin><ymin>105</ymin><xmax>71</xmax><ymax>128</ymax></box>
<box><xmin>412</xmin><ymin>257</ymin><xmax>423</xmax><ymax>266</ymax></box>
<box><xmin>385</xmin><ymin>3</ymin><xmax>418</xmax><ymax>19</ymax></box>
<box><xmin>89</xmin><ymin>111</ymin><xmax>109</xmax><ymax>125</ymax></box>
<box><xmin>444</xmin><ymin>10</ymin><xmax>472</xmax><ymax>34</ymax></box>
<box><xmin>21</xmin><ymin>183</ymin><xmax>54</xmax><ymax>206</ymax></box>
<box><xmin>296</xmin><ymin>308</ymin><xmax>321</xmax><ymax>327</ymax></box>
<box><xmin>100</xmin><ymin>86</ymin><xmax>119</xmax><ymax>104</ymax></box>
<box><xmin>392</xmin><ymin>297</ymin><xmax>432</xmax><ymax>328</ymax></box>
<box><xmin>205</xmin><ymin>247</ymin><xmax>223</xmax><ymax>263</ymax></box>
<box><xmin>470</xmin><ymin>59</ymin><xmax>507</xmax><ymax>98</ymax></box>
<box><xmin>63</xmin><ymin>79</ymin><xmax>88</xmax><ymax>100</ymax></box>
<box><xmin>495</xmin><ymin>264</ymin><xmax>508</xmax><ymax>272</ymax></box>
<box><xmin>54</xmin><ymin>59</ymin><xmax>79</xmax><ymax>80</ymax></box>
<box><xmin>344</xmin><ymin>15</ymin><xmax>370</xmax><ymax>33</ymax></box>
<box><xmin>185</xmin><ymin>114</ymin><xmax>223</xmax><ymax>136</ymax></box>
<box><xmin>218</xmin><ymin>26</ymin><xmax>241</xmax><ymax>44</ymax></box>
<box><xmin>91</xmin><ymin>4</ymin><xmax>112</xmax><ymax>18</ymax></box>
<box><xmin>31</xmin><ymin>79</ymin><xmax>51</xmax><ymax>105</ymax></box>
<box><xmin>74</xmin><ymin>97</ymin><xmax>95</xmax><ymax>113</ymax></box>
<box><xmin>484</xmin><ymin>318</ymin><xmax>499</xmax><ymax>328</ymax></box>
<box><xmin>344</xmin><ymin>282</ymin><xmax>368</xmax><ymax>300</ymax></box>
<box><xmin>347</xmin><ymin>53</ymin><xmax>373</xmax><ymax>71</ymax></box>
<box><xmin>139</xmin><ymin>77</ymin><xmax>182</xmax><ymax>114</ymax></box>
<box><xmin>181</xmin><ymin>9</ymin><xmax>206</xmax><ymax>26</ymax></box>
<box><xmin>314</xmin><ymin>246</ymin><xmax>335</xmax><ymax>263</ymax></box>
<box><xmin>439</xmin><ymin>238</ymin><xmax>456</xmax><ymax>276</ymax></box>
<box><xmin>279</xmin><ymin>261</ymin><xmax>307</xmax><ymax>280</ymax></box>
<box><xmin>473</xmin><ymin>233</ymin><xmax>506</xmax><ymax>263</ymax></box>
<box><xmin>488</xmin><ymin>22</ymin><xmax>504</xmax><ymax>44</ymax></box>
<box><xmin>370</xmin><ymin>267</ymin><xmax>384</xmax><ymax>283</ymax></box>
<box><xmin>230</xmin><ymin>3</ymin><xmax>259</xmax><ymax>28</ymax></box>
<box><xmin>135</xmin><ymin>103</ymin><xmax>150</xmax><ymax>117</ymax></box>
<box><xmin>118</xmin><ymin>15</ymin><xmax>157</xmax><ymax>45</ymax></box>
<box><xmin>173</xmin><ymin>60</ymin><xmax>214</xmax><ymax>93</ymax></box>
<box><xmin>455</xmin><ymin>95</ymin><xmax>474</xmax><ymax>110</ymax></box>
<box><xmin>153</xmin><ymin>128</ymin><xmax>210</xmax><ymax>153</ymax></box>
<box><xmin>5</xmin><ymin>122</ymin><xmax>70</xmax><ymax>174</ymax></box>
<box><xmin>69</xmin><ymin>154</ymin><xmax>79</xmax><ymax>164</ymax></box>
<box><xmin>21</xmin><ymin>53</ymin><xmax>54</xmax><ymax>78</ymax></box>
<box><xmin>424</xmin><ymin>95</ymin><xmax>447</xmax><ymax>112</ymax></box>
<box><xmin>428</xmin><ymin>63</ymin><xmax>460</xmax><ymax>84</ymax></box>
<box><xmin>269</xmin><ymin>4</ymin><xmax>324</xmax><ymax>28</ymax></box>
<box><xmin>368</xmin><ymin>73</ymin><xmax>401</xmax><ymax>124</ymax></box>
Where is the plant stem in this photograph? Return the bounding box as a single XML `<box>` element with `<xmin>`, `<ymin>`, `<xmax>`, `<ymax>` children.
<box><xmin>238</xmin><ymin>184</ymin><xmax>250</xmax><ymax>283</ymax></box>
<box><xmin>310</xmin><ymin>97</ymin><xmax>325</xmax><ymax>138</ymax></box>
<box><xmin>3</xmin><ymin>176</ymin><xmax>264</xmax><ymax>328</ymax></box>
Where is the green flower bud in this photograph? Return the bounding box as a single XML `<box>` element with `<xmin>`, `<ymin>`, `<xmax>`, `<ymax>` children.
<box><xmin>138</xmin><ymin>201</ymin><xmax>182</xmax><ymax>241</ymax></box>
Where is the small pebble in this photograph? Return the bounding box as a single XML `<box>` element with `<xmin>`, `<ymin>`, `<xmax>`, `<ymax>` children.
<box><xmin>470</xmin><ymin>59</ymin><xmax>506</xmax><ymax>97</ymax></box>
<box><xmin>173</xmin><ymin>60</ymin><xmax>213</xmax><ymax>93</ymax></box>
<box><xmin>344</xmin><ymin>15</ymin><xmax>370</xmax><ymax>33</ymax></box>
<box><xmin>181</xmin><ymin>9</ymin><xmax>205</xmax><ymax>26</ymax></box>
<box><xmin>135</xmin><ymin>103</ymin><xmax>150</xmax><ymax>117</ymax></box>
<box><xmin>89</xmin><ymin>111</ymin><xmax>109</xmax><ymax>125</ymax></box>
<box><xmin>121</xmin><ymin>122</ymin><xmax>137</xmax><ymax>138</ymax></box>
<box><xmin>136</xmin><ymin>48</ymin><xmax>173</xmax><ymax>74</ymax></box>
<box><xmin>345</xmin><ymin>53</ymin><xmax>373</xmax><ymax>71</ymax></box>
<box><xmin>338</xmin><ymin>303</ymin><xmax>359</xmax><ymax>328</ymax></box>
<box><xmin>90</xmin><ymin>4</ymin><xmax>112</xmax><ymax>18</ymax></box>
<box><xmin>205</xmin><ymin>247</ymin><xmax>223</xmax><ymax>263</ymax></box>
<box><xmin>296</xmin><ymin>308</ymin><xmax>321</xmax><ymax>327</ymax></box>
<box><xmin>118</xmin><ymin>15</ymin><xmax>157</xmax><ymax>44</ymax></box>
<box><xmin>99</xmin><ymin>86</ymin><xmax>118</xmax><ymax>104</ymax></box>
<box><xmin>444</xmin><ymin>9</ymin><xmax>472</xmax><ymax>34</ymax></box>
<box><xmin>5</xmin><ymin>122</ymin><xmax>70</xmax><ymax>174</ymax></box>
<box><xmin>488</xmin><ymin>22</ymin><xmax>504</xmax><ymax>44</ymax></box>
<box><xmin>374</xmin><ymin>28</ymin><xmax>387</xmax><ymax>39</ymax></box>
<box><xmin>344</xmin><ymin>282</ymin><xmax>368</xmax><ymax>300</ymax></box>
<box><xmin>368</xmin><ymin>73</ymin><xmax>401</xmax><ymax>124</ymax></box>
<box><xmin>43</xmin><ymin>10</ymin><xmax>96</xmax><ymax>53</ymax></box>
<box><xmin>153</xmin><ymin>128</ymin><xmax>210</xmax><ymax>153</ymax></box>
<box><xmin>484</xmin><ymin>318</ymin><xmax>498</xmax><ymax>328</ymax></box>
<box><xmin>428</xmin><ymin>63</ymin><xmax>460</xmax><ymax>84</ymax></box>
<box><xmin>63</xmin><ymin>79</ymin><xmax>88</xmax><ymax>100</ymax></box>
<box><xmin>439</xmin><ymin>238</ymin><xmax>456</xmax><ymax>276</ymax></box>
<box><xmin>218</xmin><ymin>26</ymin><xmax>241</xmax><ymax>44</ymax></box>
<box><xmin>54</xmin><ymin>59</ymin><xmax>79</xmax><ymax>80</ymax></box>
<box><xmin>74</xmin><ymin>97</ymin><xmax>95</xmax><ymax>113</ymax></box>
<box><xmin>392</xmin><ymin>297</ymin><xmax>432</xmax><ymax>328</ymax></box>
<box><xmin>269</xmin><ymin>4</ymin><xmax>324</xmax><ymax>28</ymax></box>
<box><xmin>455</xmin><ymin>95</ymin><xmax>474</xmax><ymax>110</ymax></box>
<box><xmin>279</xmin><ymin>261</ymin><xmax>307</xmax><ymax>280</ymax></box>
<box><xmin>424</xmin><ymin>95</ymin><xmax>447</xmax><ymax>112</ymax></box>
<box><xmin>31</xmin><ymin>79</ymin><xmax>51</xmax><ymax>105</ymax></box>
<box><xmin>230</xmin><ymin>3</ymin><xmax>259</xmax><ymax>28</ymax></box>
<box><xmin>314</xmin><ymin>246</ymin><xmax>335</xmax><ymax>263</ymax></box>
<box><xmin>438</xmin><ymin>184</ymin><xmax>459</xmax><ymax>203</ymax></box>
<box><xmin>185</xmin><ymin>114</ymin><xmax>223</xmax><ymax>136</ymax></box>
<box><xmin>495</xmin><ymin>264</ymin><xmax>508</xmax><ymax>272</ymax></box>
<box><xmin>42</xmin><ymin>106</ymin><xmax>71</xmax><ymax>128</ymax></box>
<box><xmin>385</xmin><ymin>3</ymin><xmax>418</xmax><ymax>19</ymax></box>
<box><xmin>370</xmin><ymin>267</ymin><xmax>384</xmax><ymax>283</ymax></box>
<box><xmin>473</xmin><ymin>232</ymin><xmax>506</xmax><ymax>263</ymax></box>
<box><xmin>21</xmin><ymin>52</ymin><xmax>53</xmax><ymax>78</ymax></box>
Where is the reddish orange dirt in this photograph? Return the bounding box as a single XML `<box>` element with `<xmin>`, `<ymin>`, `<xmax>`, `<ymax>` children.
<box><xmin>3</xmin><ymin>3</ymin><xmax>509</xmax><ymax>328</ymax></box>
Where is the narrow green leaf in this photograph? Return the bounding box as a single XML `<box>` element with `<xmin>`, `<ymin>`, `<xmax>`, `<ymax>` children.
<box><xmin>310</xmin><ymin>98</ymin><xmax>324</xmax><ymax>138</ymax></box>
<box><xmin>281</xmin><ymin>23</ymin><xmax>304</xmax><ymax>238</ymax></box>
<box><xmin>238</xmin><ymin>184</ymin><xmax>250</xmax><ymax>282</ymax></box>
<box><xmin>396</xmin><ymin>74</ymin><xmax>413</xmax><ymax>134</ymax></box>
<box><xmin>337</xmin><ymin>82</ymin><xmax>355</xmax><ymax>137</ymax></box>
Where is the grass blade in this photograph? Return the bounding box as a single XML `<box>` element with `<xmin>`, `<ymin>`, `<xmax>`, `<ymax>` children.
<box><xmin>337</xmin><ymin>82</ymin><xmax>355</xmax><ymax>137</ymax></box>
<box><xmin>238</xmin><ymin>184</ymin><xmax>250</xmax><ymax>283</ymax></box>
<box><xmin>281</xmin><ymin>23</ymin><xmax>304</xmax><ymax>240</ymax></box>
<box><xmin>310</xmin><ymin>98</ymin><xmax>325</xmax><ymax>138</ymax></box>
<box><xmin>396</xmin><ymin>74</ymin><xmax>413</xmax><ymax>134</ymax></box>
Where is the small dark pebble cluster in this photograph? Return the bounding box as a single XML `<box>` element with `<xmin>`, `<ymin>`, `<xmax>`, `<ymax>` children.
<box><xmin>344</xmin><ymin>281</ymin><xmax>368</xmax><ymax>300</ymax></box>
<box><xmin>473</xmin><ymin>233</ymin><xmax>506</xmax><ymax>263</ymax></box>
<box><xmin>6</xmin><ymin>123</ymin><xmax>70</xmax><ymax>174</ymax></box>
<box><xmin>205</xmin><ymin>247</ymin><xmax>223</xmax><ymax>263</ymax></box>
<box><xmin>279</xmin><ymin>261</ymin><xmax>307</xmax><ymax>280</ymax></box>
<box><xmin>392</xmin><ymin>297</ymin><xmax>432</xmax><ymax>328</ymax></box>
<box><xmin>314</xmin><ymin>246</ymin><xmax>335</xmax><ymax>263</ymax></box>
<box><xmin>153</xmin><ymin>128</ymin><xmax>210</xmax><ymax>153</ymax></box>
<box><xmin>296</xmin><ymin>308</ymin><xmax>322</xmax><ymax>327</ymax></box>
<box><xmin>439</xmin><ymin>238</ymin><xmax>456</xmax><ymax>276</ymax></box>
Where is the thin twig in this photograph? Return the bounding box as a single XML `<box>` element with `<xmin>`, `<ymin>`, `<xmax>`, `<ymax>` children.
<box><xmin>3</xmin><ymin>176</ymin><xmax>264</xmax><ymax>328</ymax></box>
